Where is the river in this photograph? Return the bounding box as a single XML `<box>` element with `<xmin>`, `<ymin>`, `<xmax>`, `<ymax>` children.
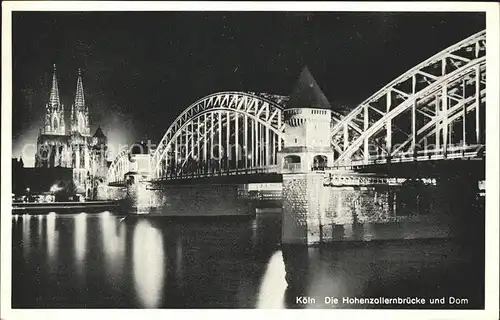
<box><xmin>12</xmin><ymin>184</ymin><xmax>484</xmax><ymax>309</ymax></box>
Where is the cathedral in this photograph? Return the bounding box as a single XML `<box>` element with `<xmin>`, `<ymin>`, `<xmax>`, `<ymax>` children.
<box><xmin>35</xmin><ymin>65</ymin><xmax>109</xmax><ymax>197</ymax></box>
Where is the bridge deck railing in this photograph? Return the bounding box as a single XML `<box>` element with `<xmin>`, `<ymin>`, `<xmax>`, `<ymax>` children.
<box><xmin>334</xmin><ymin>144</ymin><xmax>485</xmax><ymax>168</ymax></box>
<box><xmin>109</xmin><ymin>144</ymin><xmax>484</xmax><ymax>184</ymax></box>
<box><xmin>150</xmin><ymin>165</ymin><xmax>280</xmax><ymax>182</ymax></box>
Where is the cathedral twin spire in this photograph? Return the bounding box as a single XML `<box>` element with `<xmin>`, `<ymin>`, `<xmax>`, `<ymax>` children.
<box><xmin>74</xmin><ymin>68</ymin><xmax>85</xmax><ymax>110</ymax></box>
<box><xmin>44</xmin><ymin>64</ymin><xmax>65</xmax><ymax>135</ymax></box>
<box><xmin>49</xmin><ymin>64</ymin><xmax>61</xmax><ymax>109</ymax></box>
<box><xmin>71</xmin><ymin>68</ymin><xmax>90</xmax><ymax>135</ymax></box>
<box><xmin>44</xmin><ymin>64</ymin><xmax>90</xmax><ymax>136</ymax></box>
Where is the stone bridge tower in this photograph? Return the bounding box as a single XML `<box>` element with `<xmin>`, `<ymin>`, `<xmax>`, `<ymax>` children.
<box><xmin>278</xmin><ymin>66</ymin><xmax>334</xmax><ymax>244</ymax></box>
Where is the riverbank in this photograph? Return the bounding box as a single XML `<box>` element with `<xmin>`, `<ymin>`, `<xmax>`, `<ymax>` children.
<box><xmin>12</xmin><ymin>200</ymin><xmax>120</xmax><ymax>214</ymax></box>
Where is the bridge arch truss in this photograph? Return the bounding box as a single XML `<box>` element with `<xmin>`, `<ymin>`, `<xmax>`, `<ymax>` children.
<box><xmin>106</xmin><ymin>148</ymin><xmax>132</xmax><ymax>185</ymax></box>
<box><xmin>151</xmin><ymin>92</ymin><xmax>286</xmax><ymax>180</ymax></box>
<box><xmin>331</xmin><ymin>30</ymin><xmax>486</xmax><ymax>165</ymax></box>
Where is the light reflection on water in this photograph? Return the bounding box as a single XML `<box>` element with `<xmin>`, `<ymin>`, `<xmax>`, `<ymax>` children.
<box><xmin>175</xmin><ymin>236</ymin><xmax>183</xmax><ymax>287</ymax></box>
<box><xmin>37</xmin><ymin>215</ymin><xmax>43</xmax><ymax>240</ymax></box>
<box><xmin>74</xmin><ymin>213</ymin><xmax>87</xmax><ymax>273</ymax></box>
<box><xmin>46</xmin><ymin>213</ymin><xmax>57</xmax><ymax>264</ymax></box>
<box><xmin>100</xmin><ymin>213</ymin><xmax>124</xmax><ymax>267</ymax></box>
<box><xmin>256</xmin><ymin>250</ymin><xmax>287</xmax><ymax>309</ymax></box>
<box><xmin>132</xmin><ymin>220</ymin><xmax>166</xmax><ymax>308</ymax></box>
<box><xmin>22</xmin><ymin>215</ymin><xmax>31</xmax><ymax>259</ymax></box>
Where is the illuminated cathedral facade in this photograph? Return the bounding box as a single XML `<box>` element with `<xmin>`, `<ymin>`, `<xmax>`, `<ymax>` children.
<box><xmin>35</xmin><ymin>65</ymin><xmax>109</xmax><ymax>196</ymax></box>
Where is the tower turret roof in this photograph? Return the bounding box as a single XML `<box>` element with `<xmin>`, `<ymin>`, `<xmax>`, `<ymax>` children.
<box><xmin>93</xmin><ymin>126</ymin><xmax>106</xmax><ymax>138</ymax></box>
<box><xmin>287</xmin><ymin>66</ymin><xmax>331</xmax><ymax>110</ymax></box>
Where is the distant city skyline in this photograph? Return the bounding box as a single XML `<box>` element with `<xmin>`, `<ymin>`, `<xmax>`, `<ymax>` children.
<box><xmin>12</xmin><ymin>11</ymin><xmax>485</xmax><ymax>166</ymax></box>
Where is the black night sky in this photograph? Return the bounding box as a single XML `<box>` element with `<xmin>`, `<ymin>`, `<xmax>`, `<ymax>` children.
<box><xmin>12</xmin><ymin>11</ymin><xmax>485</xmax><ymax>166</ymax></box>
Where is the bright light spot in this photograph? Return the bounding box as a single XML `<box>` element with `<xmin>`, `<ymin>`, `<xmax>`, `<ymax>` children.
<box><xmin>100</xmin><ymin>211</ymin><xmax>126</xmax><ymax>285</ymax></box>
<box><xmin>22</xmin><ymin>213</ymin><xmax>31</xmax><ymax>258</ymax></box>
<box><xmin>12</xmin><ymin>125</ymin><xmax>39</xmax><ymax>167</ymax></box>
<box><xmin>50</xmin><ymin>184</ymin><xmax>61</xmax><ymax>193</ymax></box>
<box><xmin>37</xmin><ymin>216</ymin><xmax>43</xmax><ymax>238</ymax></box>
<box><xmin>478</xmin><ymin>180</ymin><xmax>485</xmax><ymax>190</ymax></box>
<box><xmin>101</xmin><ymin>213</ymin><xmax>121</xmax><ymax>259</ymax></box>
<box><xmin>74</xmin><ymin>211</ymin><xmax>87</xmax><ymax>267</ymax></box>
<box><xmin>133</xmin><ymin>220</ymin><xmax>165</xmax><ymax>308</ymax></box>
<box><xmin>46</xmin><ymin>212</ymin><xmax>57</xmax><ymax>261</ymax></box>
<box><xmin>256</xmin><ymin>250</ymin><xmax>287</xmax><ymax>309</ymax></box>
<box><xmin>101</xmin><ymin>211</ymin><xmax>111</xmax><ymax>218</ymax></box>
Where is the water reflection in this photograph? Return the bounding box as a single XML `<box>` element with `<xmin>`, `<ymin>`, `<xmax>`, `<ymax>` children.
<box><xmin>22</xmin><ymin>215</ymin><xmax>31</xmax><ymax>259</ymax></box>
<box><xmin>37</xmin><ymin>215</ymin><xmax>44</xmax><ymax>240</ymax></box>
<box><xmin>74</xmin><ymin>213</ymin><xmax>87</xmax><ymax>273</ymax></box>
<box><xmin>175</xmin><ymin>237</ymin><xmax>183</xmax><ymax>287</ymax></box>
<box><xmin>11</xmin><ymin>181</ymin><xmax>483</xmax><ymax>309</ymax></box>
<box><xmin>256</xmin><ymin>250</ymin><xmax>287</xmax><ymax>309</ymax></box>
<box><xmin>100</xmin><ymin>213</ymin><xmax>123</xmax><ymax>262</ymax></box>
<box><xmin>100</xmin><ymin>211</ymin><xmax>126</xmax><ymax>288</ymax></box>
<box><xmin>46</xmin><ymin>213</ymin><xmax>57</xmax><ymax>263</ymax></box>
<box><xmin>251</xmin><ymin>218</ymin><xmax>258</xmax><ymax>246</ymax></box>
<box><xmin>304</xmin><ymin>249</ymin><xmax>349</xmax><ymax>309</ymax></box>
<box><xmin>132</xmin><ymin>220</ymin><xmax>166</xmax><ymax>308</ymax></box>
<box><xmin>281</xmin><ymin>245</ymin><xmax>311</xmax><ymax>308</ymax></box>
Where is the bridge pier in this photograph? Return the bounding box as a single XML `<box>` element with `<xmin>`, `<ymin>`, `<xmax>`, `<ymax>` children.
<box><xmin>282</xmin><ymin>173</ymin><xmax>332</xmax><ymax>245</ymax></box>
<box><xmin>280</xmin><ymin>165</ymin><xmax>484</xmax><ymax>244</ymax></box>
<box><xmin>125</xmin><ymin>178</ymin><xmax>255</xmax><ymax>216</ymax></box>
<box><xmin>125</xmin><ymin>174</ymin><xmax>156</xmax><ymax>213</ymax></box>
<box><xmin>96</xmin><ymin>184</ymin><xmax>126</xmax><ymax>201</ymax></box>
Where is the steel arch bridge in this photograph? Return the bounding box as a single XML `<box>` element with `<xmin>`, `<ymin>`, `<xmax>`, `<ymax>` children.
<box><xmin>107</xmin><ymin>148</ymin><xmax>132</xmax><ymax>185</ymax></box>
<box><xmin>106</xmin><ymin>30</ymin><xmax>486</xmax><ymax>185</ymax></box>
<box><xmin>331</xmin><ymin>30</ymin><xmax>486</xmax><ymax>166</ymax></box>
<box><xmin>150</xmin><ymin>92</ymin><xmax>287</xmax><ymax>180</ymax></box>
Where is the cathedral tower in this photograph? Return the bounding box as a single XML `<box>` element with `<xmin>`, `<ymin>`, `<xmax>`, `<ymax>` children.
<box><xmin>35</xmin><ymin>64</ymin><xmax>109</xmax><ymax>199</ymax></box>
<box><xmin>71</xmin><ymin>68</ymin><xmax>90</xmax><ymax>136</ymax></box>
<box><xmin>43</xmin><ymin>64</ymin><xmax>66</xmax><ymax>135</ymax></box>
